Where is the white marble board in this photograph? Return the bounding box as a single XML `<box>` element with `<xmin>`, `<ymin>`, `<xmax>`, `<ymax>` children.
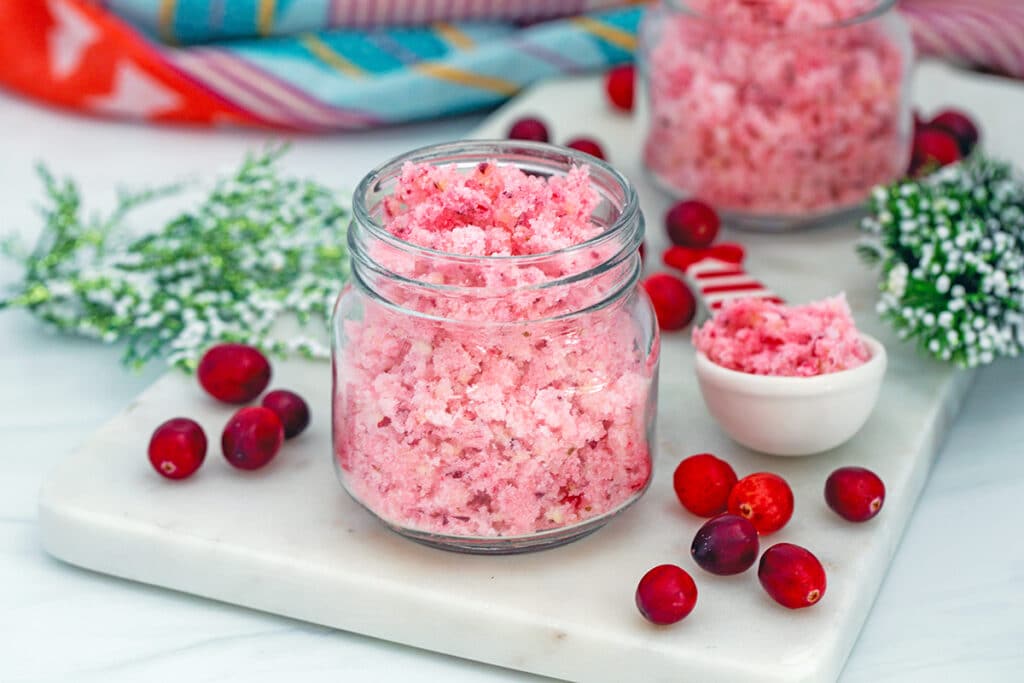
<box><xmin>38</xmin><ymin>64</ymin><xmax>1022</xmax><ymax>682</ymax></box>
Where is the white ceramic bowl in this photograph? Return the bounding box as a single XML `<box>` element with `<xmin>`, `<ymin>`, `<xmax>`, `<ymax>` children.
<box><xmin>694</xmin><ymin>334</ymin><xmax>887</xmax><ymax>456</ymax></box>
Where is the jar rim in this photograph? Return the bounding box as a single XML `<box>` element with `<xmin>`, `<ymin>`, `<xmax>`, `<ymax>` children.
<box><xmin>662</xmin><ymin>0</ymin><xmax>898</xmax><ymax>32</ymax></box>
<box><xmin>350</xmin><ymin>139</ymin><xmax>641</xmax><ymax>267</ymax></box>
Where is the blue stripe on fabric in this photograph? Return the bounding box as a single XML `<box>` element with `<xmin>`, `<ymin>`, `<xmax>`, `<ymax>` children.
<box><xmin>172</xmin><ymin>6</ymin><xmax>641</xmax><ymax>124</ymax></box>
<box><xmin>275</xmin><ymin>0</ymin><xmax>331</xmax><ymax>35</ymax></box>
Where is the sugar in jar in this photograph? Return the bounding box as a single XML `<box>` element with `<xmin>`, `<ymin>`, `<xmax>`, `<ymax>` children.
<box><xmin>638</xmin><ymin>0</ymin><xmax>914</xmax><ymax>229</ymax></box>
<box><xmin>332</xmin><ymin>141</ymin><xmax>658</xmax><ymax>553</ymax></box>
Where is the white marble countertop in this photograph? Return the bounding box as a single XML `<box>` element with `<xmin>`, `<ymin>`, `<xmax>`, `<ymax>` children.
<box><xmin>2</xmin><ymin>87</ymin><xmax>1022</xmax><ymax>683</ymax></box>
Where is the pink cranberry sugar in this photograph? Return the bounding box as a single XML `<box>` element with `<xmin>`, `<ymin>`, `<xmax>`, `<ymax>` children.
<box><xmin>642</xmin><ymin>0</ymin><xmax>911</xmax><ymax>216</ymax></box>
<box><xmin>335</xmin><ymin>160</ymin><xmax>654</xmax><ymax>538</ymax></box>
<box><xmin>693</xmin><ymin>295</ymin><xmax>870</xmax><ymax>377</ymax></box>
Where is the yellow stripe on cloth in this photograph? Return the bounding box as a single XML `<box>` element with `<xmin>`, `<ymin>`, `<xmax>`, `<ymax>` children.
<box><xmin>572</xmin><ymin>16</ymin><xmax>637</xmax><ymax>52</ymax></box>
<box><xmin>434</xmin><ymin>23</ymin><xmax>476</xmax><ymax>51</ymax></box>
<box><xmin>158</xmin><ymin>0</ymin><xmax>177</xmax><ymax>43</ymax></box>
<box><xmin>257</xmin><ymin>0</ymin><xmax>276</xmax><ymax>36</ymax></box>
<box><xmin>415</xmin><ymin>63</ymin><xmax>519</xmax><ymax>96</ymax></box>
<box><xmin>300</xmin><ymin>34</ymin><xmax>366</xmax><ymax>78</ymax></box>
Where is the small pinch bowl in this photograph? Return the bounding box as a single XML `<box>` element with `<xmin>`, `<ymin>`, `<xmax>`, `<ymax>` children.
<box><xmin>694</xmin><ymin>334</ymin><xmax>887</xmax><ymax>456</ymax></box>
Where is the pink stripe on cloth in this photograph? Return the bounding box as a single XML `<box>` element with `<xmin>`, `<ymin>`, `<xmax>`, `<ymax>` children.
<box><xmin>320</xmin><ymin>0</ymin><xmax>617</xmax><ymax>28</ymax></box>
<box><xmin>180</xmin><ymin>48</ymin><xmax>379</xmax><ymax>129</ymax></box>
<box><xmin>902</xmin><ymin>0</ymin><xmax>1024</xmax><ymax>77</ymax></box>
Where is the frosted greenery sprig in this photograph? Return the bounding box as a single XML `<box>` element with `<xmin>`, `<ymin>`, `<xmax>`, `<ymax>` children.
<box><xmin>858</xmin><ymin>155</ymin><xmax>1024</xmax><ymax>368</ymax></box>
<box><xmin>0</xmin><ymin>147</ymin><xmax>350</xmax><ymax>371</ymax></box>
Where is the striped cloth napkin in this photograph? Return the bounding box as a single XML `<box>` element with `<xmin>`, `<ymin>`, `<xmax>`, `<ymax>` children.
<box><xmin>0</xmin><ymin>0</ymin><xmax>1020</xmax><ymax>131</ymax></box>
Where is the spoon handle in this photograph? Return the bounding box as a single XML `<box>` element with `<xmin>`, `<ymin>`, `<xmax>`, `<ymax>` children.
<box><xmin>664</xmin><ymin>243</ymin><xmax>784</xmax><ymax>313</ymax></box>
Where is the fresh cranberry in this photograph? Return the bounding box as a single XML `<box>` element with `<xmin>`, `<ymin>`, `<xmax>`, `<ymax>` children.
<box><xmin>635</xmin><ymin>564</ymin><xmax>698</xmax><ymax>625</ymax></box>
<box><xmin>508</xmin><ymin>117</ymin><xmax>550</xmax><ymax>143</ymax></box>
<box><xmin>690</xmin><ymin>514</ymin><xmax>759</xmax><ymax>576</ymax></box>
<box><xmin>197</xmin><ymin>343</ymin><xmax>271</xmax><ymax>404</ymax></box>
<box><xmin>929</xmin><ymin>109</ymin><xmax>980</xmax><ymax>155</ymax></box>
<box><xmin>665</xmin><ymin>200</ymin><xmax>720</xmax><ymax>248</ymax></box>
<box><xmin>642</xmin><ymin>273</ymin><xmax>696</xmax><ymax>331</ymax></box>
<box><xmin>148</xmin><ymin>418</ymin><xmax>207</xmax><ymax>480</ymax></box>
<box><xmin>222</xmin><ymin>406</ymin><xmax>284</xmax><ymax>470</ymax></box>
<box><xmin>910</xmin><ymin>128</ymin><xmax>961</xmax><ymax>177</ymax></box>
<box><xmin>672</xmin><ymin>453</ymin><xmax>737</xmax><ymax>517</ymax></box>
<box><xmin>638</xmin><ymin>242</ymin><xmax>647</xmax><ymax>263</ymax></box>
<box><xmin>825</xmin><ymin>466</ymin><xmax>885</xmax><ymax>522</ymax></box>
<box><xmin>728</xmin><ymin>472</ymin><xmax>794</xmax><ymax>535</ymax></box>
<box><xmin>565</xmin><ymin>137</ymin><xmax>606</xmax><ymax>160</ymax></box>
<box><xmin>261</xmin><ymin>389</ymin><xmax>310</xmax><ymax>439</ymax></box>
<box><xmin>605</xmin><ymin>64</ymin><xmax>635</xmax><ymax>112</ymax></box>
<box><xmin>758</xmin><ymin>543</ymin><xmax>827</xmax><ymax>610</ymax></box>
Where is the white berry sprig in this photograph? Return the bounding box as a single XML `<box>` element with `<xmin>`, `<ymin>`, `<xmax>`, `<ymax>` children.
<box><xmin>858</xmin><ymin>156</ymin><xmax>1024</xmax><ymax>367</ymax></box>
<box><xmin>0</xmin><ymin>147</ymin><xmax>350</xmax><ymax>371</ymax></box>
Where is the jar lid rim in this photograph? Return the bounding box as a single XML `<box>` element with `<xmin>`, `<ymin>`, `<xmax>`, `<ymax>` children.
<box><xmin>350</xmin><ymin>139</ymin><xmax>641</xmax><ymax>266</ymax></box>
<box><xmin>662</xmin><ymin>0</ymin><xmax>898</xmax><ymax>32</ymax></box>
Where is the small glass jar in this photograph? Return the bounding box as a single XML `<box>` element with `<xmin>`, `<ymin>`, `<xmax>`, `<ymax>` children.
<box><xmin>332</xmin><ymin>141</ymin><xmax>658</xmax><ymax>553</ymax></box>
<box><xmin>638</xmin><ymin>0</ymin><xmax>914</xmax><ymax>230</ymax></box>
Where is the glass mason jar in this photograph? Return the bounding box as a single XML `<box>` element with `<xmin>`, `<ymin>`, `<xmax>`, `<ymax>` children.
<box><xmin>332</xmin><ymin>141</ymin><xmax>659</xmax><ymax>553</ymax></box>
<box><xmin>638</xmin><ymin>0</ymin><xmax>915</xmax><ymax>230</ymax></box>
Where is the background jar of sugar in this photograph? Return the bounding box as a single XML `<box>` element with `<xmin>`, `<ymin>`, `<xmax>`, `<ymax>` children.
<box><xmin>637</xmin><ymin>0</ymin><xmax>915</xmax><ymax>230</ymax></box>
<box><xmin>332</xmin><ymin>141</ymin><xmax>659</xmax><ymax>553</ymax></box>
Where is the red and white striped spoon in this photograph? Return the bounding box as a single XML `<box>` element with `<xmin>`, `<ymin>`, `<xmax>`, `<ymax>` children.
<box><xmin>663</xmin><ymin>243</ymin><xmax>784</xmax><ymax>314</ymax></box>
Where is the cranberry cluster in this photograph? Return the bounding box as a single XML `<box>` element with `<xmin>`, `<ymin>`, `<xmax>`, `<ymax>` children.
<box><xmin>635</xmin><ymin>454</ymin><xmax>886</xmax><ymax>624</ymax></box>
<box><xmin>909</xmin><ymin>108</ymin><xmax>981</xmax><ymax>176</ymax></box>
<box><xmin>147</xmin><ymin>344</ymin><xmax>310</xmax><ymax>480</ymax></box>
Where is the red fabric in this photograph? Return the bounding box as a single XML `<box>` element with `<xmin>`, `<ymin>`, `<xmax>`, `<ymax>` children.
<box><xmin>0</xmin><ymin>0</ymin><xmax>269</xmax><ymax>127</ymax></box>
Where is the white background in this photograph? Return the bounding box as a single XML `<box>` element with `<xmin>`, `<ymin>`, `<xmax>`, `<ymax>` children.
<box><xmin>1</xmin><ymin>86</ymin><xmax>1022</xmax><ymax>682</ymax></box>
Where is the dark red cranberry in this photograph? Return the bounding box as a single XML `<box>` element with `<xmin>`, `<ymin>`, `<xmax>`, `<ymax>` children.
<box><xmin>690</xmin><ymin>514</ymin><xmax>760</xmax><ymax>576</ymax></box>
<box><xmin>197</xmin><ymin>343</ymin><xmax>271</xmax><ymax>404</ymax></box>
<box><xmin>565</xmin><ymin>137</ymin><xmax>606</xmax><ymax>160</ymax></box>
<box><xmin>508</xmin><ymin>117</ymin><xmax>550</xmax><ymax>143</ymax></box>
<box><xmin>148</xmin><ymin>418</ymin><xmax>207</xmax><ymax>480</ymax></box>
<box><xmin>910</xmin><ymin>128</ymin><xmax>961</xmax><ymax>177</ymax></box>
<box><xmin>758</xmin><ymin>543</ymin><xmax>827</xmax><ymax>610</ymax></box>
<box><xmin>673</xmin><ymin>453</ymin><xmax>737</xmax><ymax>517</ymax></box>
<box><xmin>222</xmin><ymin>406</ymin><xmax>284</xmax><ymax>470</ymax></box>
<box><xmin>605</xmin><ymin>65</ymin><xmax>635</xmax><ymax>112</ymax></box>
<box><xmin>665</xmin><ymin>200</ymin><xmax>720</xmax><ymax>248</ymax></box>
<box><xmin>929</xmin><ymin>109</ymin><xmax>980</xmax><ymax>155</ymax></box>
<box><xmin>825</xmin><ymin>466</ymin><xmax>885</xmax><ymax>522</ymax></box>
<box><xmin>261</xmin><ymin>389</ymin><xmax>311</xmax><ymax>439</ymax></box>
<box><xmin>635</xmin><ymin>564</ymin><xmax>698</xmax><ymax>625</ymax></box>
<box><xmin>642</xmin><ymin>273</ymin><xmax>696</xmax><ymax>331</ymax></box>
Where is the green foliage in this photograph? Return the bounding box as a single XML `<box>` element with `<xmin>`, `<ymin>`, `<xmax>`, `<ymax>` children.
<box><xmin>860</xmin><ymin>156</ymin><xmax>1024</xmax><ymax>367</ymax></box>
<box><xmin>0</xmin><ymin>148</ymin><xmax>350</xmax><ymax>372</ymax></box>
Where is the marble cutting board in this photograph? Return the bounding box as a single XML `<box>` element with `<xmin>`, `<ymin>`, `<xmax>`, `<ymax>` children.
<box><xmin>38</xmin><ymin>63</ymin><xmax>1022</xmax><ymax>682</ymax></box>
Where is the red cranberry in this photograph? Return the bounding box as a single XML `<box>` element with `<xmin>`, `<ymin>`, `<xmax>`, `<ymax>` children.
<box><xmin>222</xmin><ymin>406</ymin><xmax>284</xmax><ymax>470</ymax></box>
<box><xmin>605</xmin><ymin>64</ymin><xmax>635</xmax><ymax>112</ymax></box>
<box><xmin>758</xmin><ymin>543</ymin><xmax>827</xmax><ymax>610</ymax></box>
<box><xmin>638</xmin><ymin>241</ymin><xmax>647</xmax><ymax>263</ymax></box>
<box><xmin>261</xmin><ymin>389</ymin><xmax>310</xmax><ymax>439</ymax></box>
<box><xmin>148</xmin><ymin>418</ymin><xmax>207</xmax><ymax>480</ymax></box>
<box><xmin>565</xmin><ymin>137</ymin><xmax>606</xmax><ymax>160</ymax></box>
<box><xmin>691</xmin><ymin>514</ymin><xmax>759</xmax><ymax>576</ymax></box>
<box><xmin>642</xmin><ymin>273</ymin><xmax>696</xmax><ymax>331</ymax></box>
<box><xmin>197</xmin><ymin>343</ymin><xmax>271</xmax><ymax>404</ymax></box>
<box><xmin>910</xmin><ymin>128</ymin><xmax>961</xmax><ymax>177</ymax></box>
<box><xmin>508</xmin><ymin>117</ymin><xmax>550</xmax><ymax>143</ymax></box>
<box><xmin>672</xmin><ymin>453</ymin><xmax>737</xmax><ymax>517</ymax></box>
<box><xmin>825</xmin><ymin>466</ymin><xmax>885</xmax><ymax>522</ymax></box>
<box><xmin>665</xmin><ymin>200</ymin><xmax>720</xmax><ymax>248</ymax></box>
<box><xmin>635</xmin><ymin>564</ymin><xmax>698</xmax><ymax>625</ymax></box>
<box><xmin>929</xmin><ymin>109</ymin><xmax>980</xmax><ymax>155</ymax></box>
<box><xmin>728</xmin><ymin>472</ymin><xmax>794</xmax><ymax>535</ymax></box>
